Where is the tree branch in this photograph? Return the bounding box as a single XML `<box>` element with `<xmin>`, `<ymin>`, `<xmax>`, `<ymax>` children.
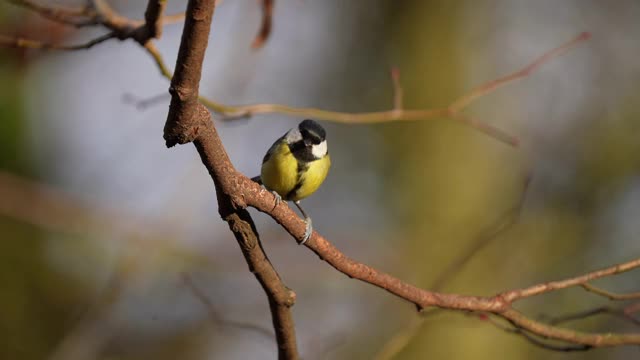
<box><xmin>581</xmin><ymin>283</ymin><xmax>640</xmax><ymax>301</ymax></box>
<box><xmin>0</xmin><ymin>32</ymin><xmax>115</xmax><ymax>50</ymax></box>
<box><xmin>244</xmin><ymin>175</ymin><xmax>640</xmax><ymax>346</ymax></box>
<box><xmin>252</xmin><ymin>0</ymin><xmax>274</xmax><ymax>49</ymax></box>
<box><xmin>142</xmin><ymin>0</ymin><xmax>167</xmax><ymax>40</ymax></box>
<box><xmin>163</xmin><ymin>1</ymin><xmax>299</xmax><ymax>358</ymax></box>
<box><xmin>133</xmin><ymin>32</ymin><xmax>590</xmax><ymax>147</ymax></box>
<box><xmin>500</xmin><ymin>258</ymin><xmax>640</xmax><ymax>302</ymax></box>
<box><xmin>540</xmin><ymin>306</ymin><xmax>640</xmax><ymax>327</ymax></box>
<box><xmin>484</xmin><ymin>315</ymin><xmax>593</xmax><ymax>352</ymax></box>
<box><xmin>3</xmin><ymin>0</ymin><xmax>175</xmax><ymax>51</ymax></box>
<box><xmin>5</xmin><ymin>1</ymin><xmax>591</xmax><ymax>148</ymax></box>
<box><xmin>7</xmin><ymin>0</ymin><xmax>98</xmax><ymax>27</ymax></box>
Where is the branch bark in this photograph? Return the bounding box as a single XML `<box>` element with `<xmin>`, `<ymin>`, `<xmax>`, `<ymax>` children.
<box><xmin>163</xmin><ymin>1</ymin><xmax>299</xmax><ymax>359</ymax></box>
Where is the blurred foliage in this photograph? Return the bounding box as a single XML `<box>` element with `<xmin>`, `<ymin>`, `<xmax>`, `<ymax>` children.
<box><xmin>0</xmin><ymin>57</ymin><xmax>28</xmax><ymax>174</ymax></box>
<box><xmin>366</xmin><ymin>1</ymin><xmax>640</xmax><ymax>360</ymax></box>
<box><xmin>0</xmin><ymin>9</ymin><xmax>92</xmax><ymax>360</ymax></box>
<box><xmin>0</xmin><ymin>57</ymin><xmax>79</xmax><ymax>359</ymax></box>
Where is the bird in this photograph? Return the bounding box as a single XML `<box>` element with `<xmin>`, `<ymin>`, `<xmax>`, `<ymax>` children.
<box><xmin>252</xmin><ymin>119</ymin><xmax>331</xmax><ymax>244</ymax></box>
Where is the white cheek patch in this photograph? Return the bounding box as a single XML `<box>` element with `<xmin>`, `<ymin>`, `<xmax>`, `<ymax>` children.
<box><xmin>285</xmin><ymin>128</ymin><xmax>302</xmax><ymax>143</ymax></box>
<box><xmin>311</xmin><ymin>140</ymin><xmax>327</xmax><ymax>158</ymax></box>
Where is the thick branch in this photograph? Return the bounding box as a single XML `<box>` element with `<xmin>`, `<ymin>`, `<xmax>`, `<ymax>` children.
<box><xmin>163</xmin><ymin>0</ymin><xmax>214</xmax><ymax>147</ymax></box>
<box><xmin>163</xmin><ymin>1</ymin><xmax>299</xmax><ymax>358</ymax></box>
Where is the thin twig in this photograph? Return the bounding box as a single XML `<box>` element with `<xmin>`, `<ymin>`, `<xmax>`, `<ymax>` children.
<box><xmin>145</xmin><ymin>33</ymin><xmax>589</xmax><ymax>147</ymax></box>
<box><xmin>540</xmin><ymin>306</ymin><xmax>640</xmax><ymax>327</ymax></box>
<box><xmin>7</xmin><ymin>0</ymin><xmax>98</xmax><ymax>27</ymax></box>
<box><xmin>164</xmin><ymin>12</ymin><xmax>186</xmax><ymax>25</ymax></box>
<box><xmin>252</xmin><ymin>0</ymin><xmax>274</xmax><ymax>49</ymax></box>
<box><xmin>581</xmin><ymin>283</ymin><xmax>640</xmax><ymax>301</ymax></box>
<box><xmin>449</xmin><ymin>32</ymin><xmax>591</xmax><ymax>112</ymax></box>
<box><xmin>483</xmin><ymin>315</ymin><xmax>593</xmax><ymax>352</ymax></box>
<box><xmin>0</xmin><ymin>32</ymin><xmax>115</xmax><ymax>50</ymax></box>
<box><xmin>390</xmin><ymin>66</ymin><xmax>403</xmax><ymax>111</ymax></box>
<box><xmin>181</xmin><ymin>273</ymin><xmax>274</xmax><ymax>339</ymax></box>
<box><xmin>500</xmin><ymin>258</ymin><xmax>640</xmax><ymax>302</ymax></box>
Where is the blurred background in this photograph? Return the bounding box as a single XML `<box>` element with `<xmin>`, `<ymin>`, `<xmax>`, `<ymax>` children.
<box><xmin>1</xmin><ymin>0</ymin><xmax>640</xmax><ymax>359</ymax></box>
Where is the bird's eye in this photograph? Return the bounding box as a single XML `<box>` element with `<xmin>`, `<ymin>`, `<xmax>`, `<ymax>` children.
<box><xmin>302</xmin><ymin>130</ymin><xmax>322</xmax><ymax>144</ymax></box>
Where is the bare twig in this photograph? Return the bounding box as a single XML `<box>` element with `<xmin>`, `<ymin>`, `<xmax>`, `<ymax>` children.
<box><xmin>143</xmin><ymin>41</ymin><xmax>173</xmax><ymax>78</ymax></box>
<box><xmin>449</xmin><ymin>32</ymin><xmax>591</xmax><ymax>112</ymax></box>
<box><xmin>145</xmin><ymin>32</ymin><xmax>589</xmax><ymax>147</ymax></box>
<box><xmin>500</xmin><ymin>258</ymin><xmax>640</xmax><ymax>303</ymax></box>
<box><xmin>3</xmin><ymin>0</ymin><xmax>176</xmax><ymax>51</ymax></box>
<box><xmin>483</xmin><ymin>315</ymin><xmax>593</xmax><ymax>352</ymax></box>
<box><xmin>164</xmin><ymin>12</ymin><xmax>186</xmax><ymax>25</ymax></box>
<box><xmin>390</xmin><ymin>66</ymin><xmax>403</xmax><ymax>111</ymax></box>
<box><xmin>122</xmin><ymin>91</ymin><xmax>169</xmax><ymax>110</ymax></box>
<box><xmin>181</xmin><ymin>273</ymin><xmax>274</xmax><ymax>339</ymax></box>
<box><xmin>540</xmin><ymin>306</ymin><xmax>640</xmax><ymax>327</ymax></box>
<box><xmin>252</xmin><ymin>0</ymin><xmax>274</xmax><ymax>49</ymax></box>
<box><xmin>0</xmin><ymin>32</ymin><xmax>115</xmax><ymax>50</ymax></box>
<box><xmin>581</xmin><ymin>283</ymin><xmax>640</xmax><ymax>301</ymax></box>
<box><xmin>7</xmin><ymin>1</ymin><xmax>590</xmax><ymax>147</ymax></box>
<box><xmin>7</xmin><ymin>0</ymin><xmax>98</xmax><ymax>27</ymax></box>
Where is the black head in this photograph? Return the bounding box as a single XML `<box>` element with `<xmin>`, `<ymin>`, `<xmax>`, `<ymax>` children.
<box><xmin>298</xmin><ymin>119</ymin><xmax>326</xmax><ymax>145</ymax></box>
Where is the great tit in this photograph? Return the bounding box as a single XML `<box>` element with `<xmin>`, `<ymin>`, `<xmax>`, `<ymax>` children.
<box><xmin>253</xmin><ymin>119</ymin><xmax>331</xmax><ymax>244</ymax></box>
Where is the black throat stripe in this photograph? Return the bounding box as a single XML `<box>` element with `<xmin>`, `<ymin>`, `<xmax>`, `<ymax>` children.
<box><xmin>285</xmin><ymin>161</ymin><xmax>310</xmax><ymax>200</ymax></box>
<box><xmin>288</xmin><ymin>141</ymin><xmax>317</xmax><ymax>162</ymax></box>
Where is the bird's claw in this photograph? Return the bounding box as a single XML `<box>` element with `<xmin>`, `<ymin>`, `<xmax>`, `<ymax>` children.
<box><xmin>271</xmin><ymin>190</ymin><xmax>282</xmax><ymax>208</ymax></box>
<box><xmin>299</xmin><ymin>217</ymin><xmax>313</xmax><ymax>245</ymax></box>
<box><xmin>259</xmin><ymin>184</ymin><xmax>282</xmax><ymax>209</ymax></box>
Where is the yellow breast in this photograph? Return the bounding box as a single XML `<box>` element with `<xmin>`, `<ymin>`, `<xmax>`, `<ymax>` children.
<box><xmin>261</xmin><ymin>141</ymin><xmax>298</xmax><ymax>198</ymax></box>
<box><xmin>291</xmin><ymin>155</ymin><xmax>331</xmax><ymax>201</ymax></box>
<box><xmin>260</xmin><ymin>141</ymin><xmax>331</xmax><ymax>201</ymax></box>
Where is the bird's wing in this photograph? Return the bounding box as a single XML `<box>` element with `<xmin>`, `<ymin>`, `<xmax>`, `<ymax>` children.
<box><xmin>262</xmin><ymin>135</ymin><xmax>286</xmax><ymax>164</ymax></box>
